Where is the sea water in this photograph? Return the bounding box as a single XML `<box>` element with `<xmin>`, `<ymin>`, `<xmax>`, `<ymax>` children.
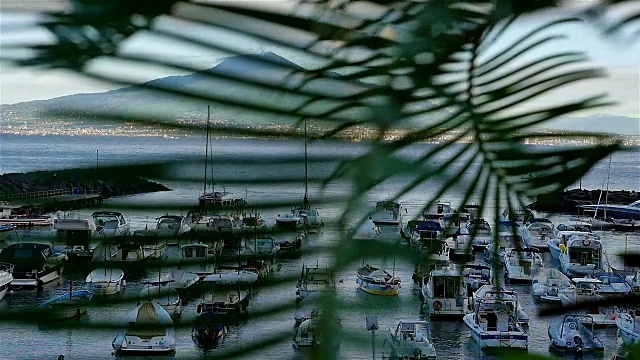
<box><xmin>0</xmin><ymin>133</ymin><xmax>638</xmax><ymax>359</ymax></box>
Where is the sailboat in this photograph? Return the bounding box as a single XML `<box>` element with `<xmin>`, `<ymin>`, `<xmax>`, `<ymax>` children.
<box><xmin>41</xmin><ymin>257</ymin><xmax>93</xmax><ymax>320</ymax></box>
<box><xmin>276</xmin><ymin>118</ymin><xmax>323</xmax><ymax>233</ymax></box>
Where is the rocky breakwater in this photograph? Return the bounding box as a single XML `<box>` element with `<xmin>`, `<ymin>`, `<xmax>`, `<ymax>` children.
<box><xmin>528</xmin><ymin>188</ymin><xmax>639</xmax><ymax>214</ymax></box>
<box><xmin>0</xmin><ymin>169</ymin><xmax>170</xmax><ymax>200</ymax></box>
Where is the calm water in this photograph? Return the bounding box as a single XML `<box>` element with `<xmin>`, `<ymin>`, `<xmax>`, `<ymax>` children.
<box><xmin>0</xmin><ymin>134</ymin><xmax>639</xmax><ymax>360</ymax></box>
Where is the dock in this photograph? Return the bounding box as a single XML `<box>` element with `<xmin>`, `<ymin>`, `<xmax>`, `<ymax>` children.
<box><xmin>0</xmin><ymin>188</ymin><xmax>103</xmax><ymax>213</ymax></box>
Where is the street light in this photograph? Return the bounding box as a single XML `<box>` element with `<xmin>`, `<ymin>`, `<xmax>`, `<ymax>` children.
<box><xmin>366</xmin><ymin>315</ymin><xmax>379</xmax><ymax>360</ymax></box>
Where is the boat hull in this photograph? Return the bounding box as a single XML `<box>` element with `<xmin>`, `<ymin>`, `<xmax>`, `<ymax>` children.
<box><xmin>88</xmin><ymin>281</ymin><xmax>122</xmax><ymax>295</ymax></box>
<box><xmin>355</xmin><ymin>278</ymin><xmax>399</xmax><ymax>296</ymax></box>
<box><xmin>11</xmin><ymin>265</ymin><xmax>64</xmax><ymax>288</ymax></box>
<box><xmin>464</xmin><ymin>314</ymin><xmax>528</xmax><ymax>350</ymax></box>
<box><xmin>422</xmin><ymin>295</ymin><xmax>467</xmax><ymax>318</ymax></box>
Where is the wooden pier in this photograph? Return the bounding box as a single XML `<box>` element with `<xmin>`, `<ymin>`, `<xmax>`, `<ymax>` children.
<box><xmin>0</xmin><ymin>188</ymin><xmax>103</xmax><ymax>213</ymax></box>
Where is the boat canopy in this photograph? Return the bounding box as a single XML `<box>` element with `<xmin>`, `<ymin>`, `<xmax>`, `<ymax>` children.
<box><xmin>127</xmin><ymin>302</ymin><xmax>170</xmax><ymax>338</ymax></box>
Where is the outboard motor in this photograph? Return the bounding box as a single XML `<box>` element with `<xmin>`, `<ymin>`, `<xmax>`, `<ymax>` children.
<box><xmin>573</xmin><ymin>335</ymin><xmax>583</xmax><ymax>353</ymax></box>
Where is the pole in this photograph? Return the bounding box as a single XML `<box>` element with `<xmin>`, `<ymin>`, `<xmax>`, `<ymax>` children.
<box><xmin>96</xmin><ymin>150</ymin><xmax>99</xmax><ymax>169</ymax></box>
<box><xmin>303</xmin><ymin>118</ymin><xmax>308</xmax><ymax>208</ymax></box>
<box><xmin>204</xmin><ymin>106</ymin><xmax>210</xmax><ymax>196</ymax></box>
<box><xmin>371</xmin><ymin>327</ymin><xmax>376</xmax><ymax>360</ymax></box>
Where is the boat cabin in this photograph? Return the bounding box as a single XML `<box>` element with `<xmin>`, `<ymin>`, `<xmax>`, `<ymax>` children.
<box><xmin>565</xmin><ymin>237</ymin><xmax>602</xmax><ymax>266</ymax></box>
<box><xmin>180</xmin><ymin>243</ymin><xmax>215</xmax><ymax>276</ymax></box>
<box><xmin>423</xmin><ymin>201</ymin><xmax>452</xmax><ymax>220</ymax></box>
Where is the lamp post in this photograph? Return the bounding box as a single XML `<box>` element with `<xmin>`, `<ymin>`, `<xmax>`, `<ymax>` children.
<box><xmin>366</xmin><ymin>316</ymin><xmax>379</xmax><ymax>360</ymax></box>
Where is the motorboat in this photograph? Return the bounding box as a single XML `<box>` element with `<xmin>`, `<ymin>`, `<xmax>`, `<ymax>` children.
<box><xmin>192</xmin><ymin>214</ymin><xmax>240</xmax><ymax>248</ymax></box>
<box><xmin>441</xmin><ymin>211</ymin><xmax>470</xmax><ymax>237</ymax></box>
<box><xmin>296</xmin><ymin>263</ymin><xmax>336</xmax><ymax>301</ymax></box>
<box><xmin>532</xmin><ymin>268</ymin><xmax>572</xmax><ymax>303</ymax></box>
<box><xmin>381</xmin><ymin>320</ymin><xmax>437</xmax><ymax>360</ymax></box>
<box><xmin>547</xmin><ymin>221</ymin><xmax>594</xmax><ymax>260</ymax></box>
<box><xmin>580</xmin><ymin>200</ymin><xmax>640</xmax><ymax>220</ymax></box>
<box><xmin>276</xmin><ymin>232</ymin><xmax>304</xmax><ymax>257</ymax></box>
<box><xmin>463</xmin><ymin>290</ymin><xmax>528</xmax><ymax>350</ymax></box>
<box><xmin>466</xmin><ymin>218</ymin><xmax>492</xmax><ymax>250</ymax></box>
<box><xmin>370</xmin><ymin>201</ymin><xmax>402</xmax><ymax>226</ymax></box>
<box><xmin>196</xmin><ymin>289</ymin><xmax>250</xmax><ymax>318</ymax></box>
<box><xmin>0</xmin><ymin>224</ymin><xmax>15</xmax><ymax>241</ymax></box>
<box><xmin>416</xmin><ymin>238</ymin><xmax>450</xmax><ymax>265</ymax></box>
<box><xmin>592</xmin><ymin>272</ymin><xmax>633</xmax><ymax>296</ymax></box>
<box><xmin>0</xmin><ymin>243</ymin><xmax>67</xmax><ymax>288</ymax></box>
<box><xmin>91</xmin><ymin>240</ymin><xmax>153</xmax><ymax>264</ymax></box>
<box><xmin>548</xmin><ymin>315</ymin><xmax>604</xmax><ymax>352</ymax></box>
<box><xmin>625</xmin><ymin>271</ymin><xmax>640</xmax><ymax>292</ymax></box>
<box><xmin>0</xmin><ymin>214</ymin><xmax>53</xmax><ymax>228</ymax></box>
<box><xmin>192</xmin><ymin>312</ymin><xmax>226</xmax><ymax>348</ymax></box>
<box><xmin>132</xmin><ymin>229</ymin><xmax>167</xmax><ymax>260</ymax></box>
<box><xmin>422</xmin><ymin>201</ymin><xmax>451</xmax><ymax>221</ymax></box>
<box><xmin>470</xmin><ymin>285</ymin><xmax>529</xmax><ymax>324</ymax></box>
<box><xmin>112</xmin><ymin>302</ymin><xmax>176</xmax><ymax>354</ymax></box>
<box><xmin>412</xmin><ymin>259</ymin><xmax>450</xmax><ymax>283</ymax></box>
<box><xmin>559</xmin><ymin>235</ymin><xmax>603</xmax><ymax>276</ymax></box>
<box><xmin>402</xmin><ymin>220</ymin><xmax>442</xmax><ymax>244</ymax></box>
<box><xmin>421</xmin><ymin>265</ymin><xmax>468</xmax><ymax>318</ymax></box>
<box><xmin>483</xmin><ymin>232</ymin><xmax>524</xmax><ymax>265</ymax></box>
<box><xmin>275</xmin><ymin>211</ymin><xmax>305</xmax><ymax>231</ymax></box>
<box><xmin>445</xmin><ymin>234</ymin><xmax>473</xmax><ymax>261</ymax></box>
<box><xmin>178</xmin><ymin>243</ymin><xmax>216</xmax><ymax>277</ymax></box>
<box><xmin>85</xmin><ymin>268</ymin><xmax>125</xmax><ymax>295</ymax></box>
<box><xmin>292</xmin><ymin>312</ymin><xmax>340</xmax><ymax>349</ymax></box>
<box><xmin>40</xmin><ymin>289</ymin><xmax>93</xmax><ymax>320</ymax></box>
<box><xmin>579</xmin><ymin>306</ymin><xmax>622</xmax><ymax>327</ymax></box>
<box><xmin>92</xmin><ymin>211</ymin><xmax>130</xmax><ymax>238</ymax></box>
<box><xmin>0</xmin><ymin>263</ymin><xmax>13</xmax><ymax>300</ymax></box>
<box><xmin>139</xmin><ymin>282</ymin><xmax>182</xmax><ymax>317</ymax></box>
<box><xmin>356</xmin><ymin>264</ymin><xmax>401</xmax><ymax>296</ymax></box>
<box><xmin>53</xmin><ymin>218</ymin><xmax>97</xmax><ymax>260</ymax></box>
<box><xmin>240</xmin><ymin>211</ymin><xmax>267</xmax><ymax>234</ymax></box>
<box><xmin>503</xmin><ymin>247</ymin><xmax>544</xmax><ymax>283</ymax></box>
<box><xmin>297</xmin><ymin>206</ymin><xmax>323</xmax><ymax>232</ymax></box>
<box><xmin>243</xmin><ymin>258</ymin><xmax>272</xmax><ymax>280</ymax></box>
<box><xmin>520</xmin><ymin>221</ymin><xmax>554</xmax><ymax>250</ymax></box>
<box><xmin>241</xmin><ymin>236</ymin><xmax>280</xmax><ymax>258</ymax></box>
<box><xmin>502</xmin><ymin>207</ymin><xmax>533</xmax><ymax>224</ymax></box>
<box><xmin>558</xmin><ymin>277</ymin><xmax>606</xmax><ymax>307</ymax></box>
<box><xmin>202</xmin><ymin>269</ymin><xmax>259</xmax><ymax>285</ymax></box>
<box><xmin>294</xmin><ymin>292</ymin><xmax>322</xmax><ymax>325</ymax></box>
<box><xmin>155</xmin><ymin>215</ymin><xmax>191</xmax><ymax>243</ymax></box>
<box><xmin>461</xmin><ymin>261</ymin><xmax>492</xmax><ymax>296</ymax></box>
<box><xmin>616</xmin><ymin>311</ymin><xmax>640</xmax><ymax>345</ymax></box>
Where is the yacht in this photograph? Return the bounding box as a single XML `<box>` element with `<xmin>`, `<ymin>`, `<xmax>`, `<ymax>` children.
<box><xmin>275</xmin><ymin>211</ymin><xmax>305</xmax><ymax>231</ymax></box>
<box><xmin>155</xmin><ymin>215</ymin><xmax>191</xmax><ymax>243</ymax></box>
<box><xmin>580</xmin><ymin>200</ymin><xmax>640</xmax><ymax>220</ymax></box>
<box><xmin>503</xmin><ymin>247</ymin><xmax>544</xmax><ymax>283</ymax></box>
<box><xmin>559</xmin><ymin>235</ymin><xmax>603</xmax><ymax>276</ymax></box>
<box><xmin>92</xmin><ymin>211</ymin><xmax>130</xmax><ymax>238</ymax></box>
<box><xmin>0</xmin><ymin>243</ymin><xmax>67</xmax><ymax>288</ymax></box>
<box><xmin>198</xmin><ymin>190</ymin><xmax>246</xmax><ymax>212</ymax></box>
<box><xmin>296</xmin><ymin>263</ymin><xmax>336</xmax><ymax>301</ymax></box>
<box><xmin>463</xmin><ymin>290</ymin><xmax>528</xmax><ymax>350</ymax></box>
<box><xmin>112</xmin><ymin>302</ymin><xmax>176</xmax><ymax>354</ymax></box>
<box><xmin>356</xmin><ymin>264</ymin><xmax>401</xmax><ymax>296</ymax></box>
<box><xmin>616</xmin><ymin>311</ymin><xmax>640</xmax><ymax>345</ymax></box>
<box><xmin>86</xmin><ymin>268</ymin><xmax>125</xmax><ymax>295</ymax></box>
<box><xmin>0</xmin><ymin>263</ymin><xmax>14</xmax><ymax>300</ymax></box>
<box><xmin>381</xmin><ymin>320</ymin><xmax>437</xmax><ymax>360</ymax></box>
<box><xmin>370</xmin><ymin>201</ymin><xmax>402</xmax><ymax>226</ymax></box>
<box><xmin>532</xmin><ymin>268</ymin><xmax>572</xmax><ymax>303</ymax></box>
<box><xmin>548</xmin><ymin>315</ymin><xmax>604</xmax><ymax>352</ymax></box>
<box><xmin>421</xmin><ymin>265</ymin><xmax>468</xmax><ymax>318</ymax></box>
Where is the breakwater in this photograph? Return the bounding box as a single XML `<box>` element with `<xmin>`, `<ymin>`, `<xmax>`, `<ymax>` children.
<box><xmin>528</xmin><ymin>188</ymin><xmax>639</xmax><ymax>214</ymax></box>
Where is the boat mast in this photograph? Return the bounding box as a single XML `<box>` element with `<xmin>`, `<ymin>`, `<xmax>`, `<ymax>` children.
<box><xmin>303</xmin><ymin>118</ymin><xmax>309</xmax><ymax>209</ymax></box>
<box><xmin>204</xmin><ymin>105</ymin><xmax>210</xmax><ymax>197</ymax></box>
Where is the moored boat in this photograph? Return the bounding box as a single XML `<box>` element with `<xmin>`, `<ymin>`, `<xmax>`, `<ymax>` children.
<box><xmin>92</xmin><ymin>211</ymin><xmax>130</xmax><ymax>238</ymax></box>
<box><xmin>0</xmin><ymin>242</ymin><xmax>67</xmax><ymax>288</ymax></box>
<box><xmin>139</xmin><ymin>282</ymin><xmax>182</xmax><ymax>317</ymax></box>
<box><xmin>196</xmin><ymin>289</ymin><xmax>250</xmax><ymax>318</ymax></box>
<box><xmin>0</xmin><ymin>263</ymin><xmax>13</xmax><ymax>300</ymax></box>
<box><xmin>461</xmin><ymin>261</ymin><xmax>492</xmax><ymax>296</ymax></box>
<box><xmin>503</xmin><ymin>247</ymin><xmax>544</xmax><ymax>283</ymax></box>
<box><xmin>0</xmin><ymin>214</ymin><xmax>53</xmax><ymax>228</ymax></box>
<box><xmin>532</xmin><ymin>268</ymin><xmax>572</xmax><ymax>303</ymax></box>
<box><xmin>616</xmin><ymin>311</ymin><xmax>640</xmax><ymax>346</ymax></box>
<box><xmin>381</xmin><ymin>320</ymin><xmax>437</xmax><ymax>360</ymax></box>
<box><xmin>85</xmin><ymin>268</ymin><xmax>125</xmax><ymax>295</ymax></box>
<box><xmin>422</xmin><ymin>265</ymin><xmax>467</xmax><ymax>318</ymax></box>
<box><xmin>112</xmin><ymin>301</ymin><xmax>176</xmax><ymax>354</ymax></box>
<box><xmin>470</xmin><ymin>285</ymin><xmax>529</xmax><ymax>325</ymax></box>
<box><xmin>202</xmin><ymin>269</ymin><xmax>259</xmax><ymax>286</ymax></box>
<box><xmin>192</xmin><ymin>312</ymin><xmax>226</xmax><ymax>348</ymax></box>
<box><xmin>296</xmin><ymin>263</ymin><xmax>335</xmax><ymax>301</ymax></box>
<box><xmin>155</xmin><ymin>215</ymin><xmax>191</xmax><ymax>244</ymax></box>
<box><xmin>559</xmin><ymin>235</ymin><xmax>603</xmax><ymax>276</ymax></box>
<box><xmin>356</xmin><ymin>264</ymin><xmax>401</xmax><ymax>296</ymax></box>
<box><xmin>40</xmin><ymin>289</ymin><xmax>93</xmax><ymax>320</ymax></box>
<box><xmin>548</xmin><ymin>314</ymin><xmax>604</xmax><ymax>352</ymax></box>
<box><xmin>371</xmin><ymin>201</ymin><xmax>402</xmax><ymax>226</ymax></box>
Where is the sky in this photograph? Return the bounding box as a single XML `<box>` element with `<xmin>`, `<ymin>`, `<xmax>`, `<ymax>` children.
<box><xmin>0</xmin><ymin>1</ymin><xmax>639</xmax><ymax>129</ymax></box>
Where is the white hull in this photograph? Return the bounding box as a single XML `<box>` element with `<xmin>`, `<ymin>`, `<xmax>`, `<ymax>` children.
<box><xmin>11</xmin><ymin>266</ymin><xmax>63</xmax><ymax>287</ymax></box>
<box><xmin>87</xmin><ymin>281</ymin><xmax>122</xmax><ymax>295</ymax></box>
<box><xmin>560</xmin><ymin>262</ymin><xmax>597</xmax><ymax>276</ymax></box>
<box><xmin>202</xmin><ymin>271</ymin><xmax>258</xmax><ymax>285</ymax></box>
<box><xmin>464</xmin><ymin>314</ymin><xmax>528</xmax><ymax>350</ymax></box>
<box><xmin>422</xmin><ymin>295</ymin><xmax>467</xmax><ymax>317</ymax></box>
<box><xmin>86</xmin><ymin>268</ymin><xmax>125</xmax><ymax>295</ymax></box>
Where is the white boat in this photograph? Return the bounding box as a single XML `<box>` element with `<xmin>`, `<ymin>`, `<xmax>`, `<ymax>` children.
<box><xmin>408</xmin><ymin>221</ymin><xmax>443</xmax><ymax>250</ymax></box>
<box><xmin>421</xmin><ymin>265</ymin><xmax>468</xmax><ymax>318</ymax></box>
<box><xmin>415</xmin><ymin>238</ymin><xmax>450</xmax><ymax>265</ymax></box>
<box><xmin>296</xmin><ymin>263</ymin><xmax>336</xmax><ymax>301</ymax></box>
<box><xmin>192</xmin><ymin>312</ymin><xmax>226</xmax><ymax>348</ymax></box>
<box><xmin>470</xmin><ymin>285</ymin><xmax>529</xmax><ymax>324</ymax></box>
<box><xmin>483</xmin><ymin>231</ymin><xmax>524</xmax><ymax>265</ymax></box>
<box><xmin>196</xmin><ymin>289</ymin><xmax>250</xmax><ymax>317</ymax></box>
<box><xmin>0</xmin><ymin>243</ymin><xmax>67</xmax><ymax>288</ymax></box>
<box><xmin>155</xmin><ymin>215</ymin><xmax>191</xmax><ymax>244</ymax></box>
<box><xmin>179</xmin><ymin>243</ymin><xmax>216</xmax><ymax>277</ymax></box>
<box><xmin>558</xmin><ymin>277</ymin><xmax>605</xmax><ymax>307</ymax></box>
<box><xmin>625</xmin><ymin>271</ymin><xmax>640</xmax><ymax>292</ymax></box>
<box><xmin>297</xmin><ymin>207</ymin><xmax>323</xmax><ymax>232</ymax></box>
<box><xmin>92</xmin><ymin>211</ymin><xmax>130</xmax><ymax>238</ymax></box>
<box><xmin>0</xmin><ymin>263</ymin><xmax>14</xmax><ymax>300</ymax></box>
<box><xmin>202</xmin><ymin>270</ymin><xmax>258</xmax><ymax>285</ymax></box>
<box><xmin>275</xmin><ymin>211</ymin><xmax>305</xmax><ymax>230</ymax></box>
<box><xmin>503</xmin><ymin>247</ymin><xmax>544</xmax><ymax>283</ymax></box>
<box><xmin>559</xmin><ymin>235</ymin><xmax>603</xmax><ymax>276</ymax></box>
<box><xmin>192</xmin><ymin>214</ymin><xmax>240</xmax><ymax>248</ymax></box>
<box><xmin>546</xmin><ymin>221</ymin><xmax>594</xmax><ymax>260</ymax></box>
<box><xmin>294</xmin><ymin>292</ymin><xmax>323</xmax><ymax>325</ymax></box>
<box><xmin>590</xmin><ymin>272</ymin><xmax>632</xmax><ymax>296</ymax></box>
<box><xmin>140</xmin><ymin>283</ymin><xmax>182</xmax><ymax>317</ymax></box>
<box><xmin>579</xmin><ymin>306</ymin><xmax>621</xmax><ymax>327</ymax></box>
<box><xmin>85</xmin><ymin>268</ymin><xmax>125</xmax><ymax>295</ymax></box>
<box><xmin>532</xmin><ymin>268</ymin><xmax>572</xmax><ymax>303</ymax></box>
<box><xmin>112</xmin><ymin>302</ymin><xmax>176</xmax><ymax>354</ymax></box>
<box><xmin>461</xmin><ymin>262</ymin><xmax>492</xmax><ymax>295</ymax></box>
<box><xmin>381</xmin><ymin>320</ymin><xmax>437</xmax><ymax>360</ymax></box>
<box><xmin>520</xmin><ymin>221</ymin><xmax>554</xmax><ymax>250</ymax></box>
<box><xmin>371</xmin><ymin>201</ymin><xmax>402</xmax><ymax>226</ymax></box>
<box><xmin>293</xmin><ymin>316</ymin><xmax>322</xmax><ymax>348</ymax></box>
<box><xmin>548</xmin><ymin>314</ymin><xmax>604</xmax><ymax>352</ymax></box>
<box><xmin>241</xmin><ymin>236</ymin><xmax>280</xmax><ymax>258</ymax></box>
<box><xmin>356</xmin><ymin>264</ymin><xmax>401</xmax><ymax>296</ymax></box>
<box><xmin>91</xmin><ymin>240</ymin><xmax>153</xmax><ymax>264</ymax></box>
<box><xmin>132</xmin><ymin>229</ymin><xmax>167</xmax><ymax>260</ymax></box>
<box><xmin>53</xmin><ymin>217</ymin><xmax>98</xmax><ymax>260</ymax></box>
<box><xmin>616</xmin><ymin>311</ymin><xmax>640</xmax><ymax>345</ymax></box>
<box><xmin>198</xmin><ymin>190</ymin><xmax>246</xmax><ymax>212</ymax></box>
<box><xmin>466</xmin><ymin>218</ymin><xmax>492</xmax><ymax>250</ymax></box>
<box><xmin>463</xmin><ymin>290</ymin><xmax>528</xmax><ymax>350</ymax></box>
<box><xmin>40</xmin><ymin>289</ymin><xmax>93</xmax><ymax>320</ymax></box>
<box><xmin>422</xmin><ymin>201</ymin><xmax>451</xmax><ymax>221</ymax></box>
<box><xmin>446</xmin><ymin>234</ymin><xmax>474</xmax><ymax>261</ymax></box>
<box><xmin>0</xmin><ymin>214</ymin><xmax>53</xmax><ymax>228</ymax></box>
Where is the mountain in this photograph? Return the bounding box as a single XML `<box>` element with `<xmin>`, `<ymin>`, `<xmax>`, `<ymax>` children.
<box><xmin>541</xmin><ymin>114</ymin><xmax>640</xmax><ymax>136</ymax></box>
<box><xmin>0</xmin><ymin>52</ymin><xmax>366</xmax><ymax>131</ymax></box>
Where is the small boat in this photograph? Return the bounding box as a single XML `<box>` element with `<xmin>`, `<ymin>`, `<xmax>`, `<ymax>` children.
<box><xmin>193</xmin><ymin>214</ymin><xmax>241</xmax><ymax>248</ymax></box>
<box><xmin>467</xmin><ymin>218</ymin><xmax>492</xmax><ymax>250</ymax></box>
<box><xmin>40</xmin><ymin>289</ymin><xmax>93</xmax><ymax>320</ymax></box>
<box><xmin>463</xmin><ymin>290</ymin><xmax>528</xmax><ymax>350</ymax></box>
<box><xmin>471</xmin><ymin>285</ymin><xmax>529</xmax><ymax>325</ymax></box>
<box><xmin>580</xmin><ymin>200</ymin><xmax>640</xmax><ymax>221</ymax></box>
<box><xmin>298</xmin><ymin>207</ymin><xmax>323</xmax><ymax>233</ymax></box>
<box><xmin>580</xmin><ymin>306</ymin><xmax>621</xmax><ymax>327</ymax></box>
<box><xmin>0</xmin><ymin>243</ymin><xmax>67</xmax><ymax>288</ymax></box>
<box><xmin>275</xmin><ymin>211</ymin><xmax>305</xmax><ymax>231</ymax></box>
<box><xmin>276</xmin><ymin>233</ymin><xmax>304</xmax><ymax>257</ymax></box>
<box><xmin>0</xmin><ymin>224</ymin><xmax>16</xmax><ymax>241</ymax></box>
<box><xmin>85</xmin><ymin>268</ymin><xmax>125</xmax><ymax>295</ymax></box>
<box><xmin>532</xmin><ymin>268</ymin><xmax>572</xmax><ymax>303</ymax></box>
<box><xmin>202</xmin><ymin>270</ymin><xmax>259</xmax><ymax>285</ymax></box>
<box><xmin>0</xmin><ymin>214</ymin><xmax>53</xmax><ymax>228</ymax></box>
<box><xmin>192</xmin><ymin>312</ymin><xmax>226</xmax><ymax>348</ymax></box>
<box><xmin>520</xmin><ymin>221</ymin><xmax>554</xmax><ymax>250</ymax></box>
<box><xmin>416</xmin><ymin>238</ymin><xmax>450</xmax><ymax>265</ymax></box>
<box><xmin>112</xmin><ymin>302</ymin><xmax>176</xmax><ymax>354</ymax></box>
<box><xmin>422</xmin><ymin>265</ymin><xmax>468</xmax><ymax>318</ymax></box>
<box><xmin>132</xmin><ymin>229</ymin><xmax>167</xmax><ymax>260</ymax></box>
<box><xmin>139</xmin><ymin>282</ymin><xmax>182</xmax><ymax>317</ymax></box>
<box><xmin>296</xmin><ymin>263</ymin><xmax>336</xmax><ymax>301</ymax></box>
<box><xmin>91</xmin><ymin>240</ymin><xmax>153</xmax><ymax>264</ymax></box>
<box><xmin>0</xmin><ymin>263</ymin><xmax>13</xmax><ymax>300</ymax></box>
<box><xmin>198</xmin><ymin>190</ymin><xmax>246</xmax><ymax>212</ymax></box>
<box><xmin>381</xmin><ymin>320</ymin><xmax>437</xmax><ymax>360</ymax></box>
<box><xmin>196</xmin><ymin>289</ymin><xmax>250</xmax><ymax>318</ymax></box>
<box><xmin>559</xmin><ymin>235</ymin><xmax>603</xmax><ymax>276</ymax></box>
<box><xmin>503</xmin><ymin>247</ymin><xmax>544</xmax><ymax>283</ymax></box>
<box><xmin>293</xmin><ymin>313</ymin><xmax>340</xmax><ymax>349</ymax></box>
<box><xmin>592</xmin><ymin>272</ymin><xmax>632</xmax><ymax>296</ymax></box>
<box><xmin>616</xmin><ymin>311</ymin><xmax>640</xmax><ymax>345</ymax></box>
<box><xmin>558</xmin><ymin>277</ymin><xmax>606</xmax><ymax>307</ymax></box>
<box><xmin>548</xmin><ymin>314</ymin><xmax>604</xmax><ymax>352</ymax></box>
<box><xmin>370</xmin><ymin>201</ymin><xmax>402</xmax><ymax>226</ymax></box>
<box><xmin>240</xmin><ymin>211</ymin><xmax>267</xmax><ymax>234</ymax></box>
<box><xmin>422</xmin><ymin>201</ymin><xmax>451</xmax><ymax>221</ymax></box>
<box><xmin>483</xmin><ymin>231</ymin><xmax>524</xmax><ymax>265</ymax></box>
<box><xmin>446</xmin><ymin>234</ymin><xmax>474</xmax><ymax>261</ymax></box>
<box><xmin>155</xmin><ymin>215</ymin><xmax>191</xmax><ymax>244</ymax></box>
<box><xmin>546</xmin><ymin>221</ymin><xmax>594</xmax><ymax>260</ymax></box>
<box><xmin>625</xmin><ymin>271</ymin><xmax>640</xmax><ymax>292</ymax></box>
<box><xmin>53</xmin><ymin>218</ymin><xmax>98</xmax><ymax>260</ymax></box>
<box><xmin>356</xmin><ymin>264</ymin><xmax>401</xmax><ymax>296</ymax></box>
<box><xmin>241</xmin><ymin>236</ymin><xmax>280</xmax><ymax>258</ymax></box>
<box><xmin>92</xmin><ymin>211</ymin><xmax>130</xmax><ymax>238</ymax></box>
<box><xmin>461</xmin><ymin>261</ymin><xmax>492</xmax><ymax>295</ymax></box>
<box><xmin>402</xmin><ymin>220</ymin><xmax>442</xmax><ymax>244</ymax></box>
<box><xmin>294</xmin><ymin>292</ymin><xmax>323</xmax><ymax>325</ymax></box>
